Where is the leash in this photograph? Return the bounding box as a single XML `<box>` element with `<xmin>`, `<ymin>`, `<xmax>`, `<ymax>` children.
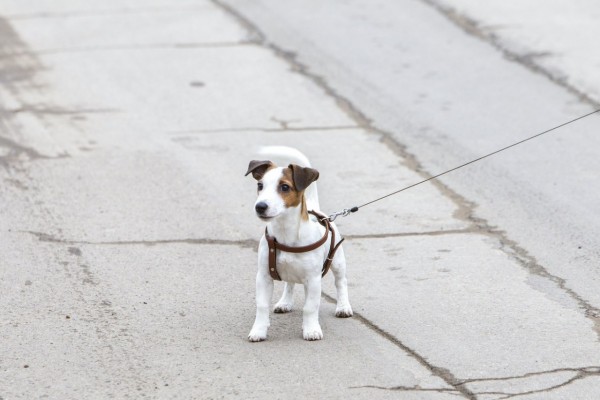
<box><xmin>328</xmin><ymin>108</ymin><xmax>600</xmax><ymax>221</ymax></box>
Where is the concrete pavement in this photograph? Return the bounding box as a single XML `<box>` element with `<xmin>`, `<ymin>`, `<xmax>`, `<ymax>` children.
<box><xmin>1</xmin><ymin>1</ymin><xmax>599</xmax><ymax>399</ymax></box>
<box><xmin>426</xmin><ymin>0</ymin><xmax>600</xmax><ymax>106</ymax></box>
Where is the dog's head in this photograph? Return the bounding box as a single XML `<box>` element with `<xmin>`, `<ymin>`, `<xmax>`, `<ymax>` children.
<box><xmin>245</xmin><ymin>160</ymin><xmax>319</xmax><ymax>221</ymax></box>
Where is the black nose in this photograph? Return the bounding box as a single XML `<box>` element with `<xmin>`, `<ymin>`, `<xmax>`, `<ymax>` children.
<box><xmin>255</xmin><ymin>202</ymin><xmax>268</xmax><ymax>214</ymax></box>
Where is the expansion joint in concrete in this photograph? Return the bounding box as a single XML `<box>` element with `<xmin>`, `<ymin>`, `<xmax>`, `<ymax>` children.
<box><xmin>24</xmin><ymin>230</ymin><xmax>258</xmax><ymax>249</ymax></box>
<box><xmin>1</xmin><ymin>42</ymin><xmax>251</xmax><ymax>58</ymax></box>
<box><xmin>5</xmin><ymin>5</ymin><xmax>219</xmax><ymax>21</ymax></box>
<box><xmin>345</xmin><ymin>228</ymin><xmax>473</xmax><ymax>240</ymax></box>
<box><xmin>6</xmin><ymin>106</ymin><xmax>119</xmax><ymax>115</ymax></box>
<box><xmin>167</xmin><ymin>125</ymin><xmax>361</xmax><ymax>135</ymax></box>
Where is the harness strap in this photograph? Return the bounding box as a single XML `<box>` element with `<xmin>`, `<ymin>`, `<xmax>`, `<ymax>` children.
<box><xmin>265</xmin><ymin>210</ymin><xmax>344</xmax><ymax>281</ymax></box>
<box><xmin>322</xmin><ymin>237</ymin><xmax>345</xmax><ymax>278</ymax></box>
<box><xmin>265</xmin><ymin>233</ymin><xmax>282</xmax><ymax>281</ymax></box>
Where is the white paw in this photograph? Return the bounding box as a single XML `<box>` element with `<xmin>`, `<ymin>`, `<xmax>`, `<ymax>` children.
<box><xmin>303</xmin><ymin>325</ymin><xmax>323</xmax><ymax>341</ymax></box>
<box><xmin>248</xmin><ymin>326</ymin><xmax>268</xmax><ymax>342</ymax></box>
<box><xmin>335</xmin><ymin>304</ymin><xmax>353</xmax><ymax>318</ymax></box>
<box><xmin>273</xmin><ymin>303</ymin><xmax>293</xmax><ymax>313</ymax></box>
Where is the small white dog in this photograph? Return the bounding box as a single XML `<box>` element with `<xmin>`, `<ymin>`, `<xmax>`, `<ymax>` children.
<box><xmin>245</xmin><ymin>146</ymin><xmax>353</xmax><ymax>342</ymax></box>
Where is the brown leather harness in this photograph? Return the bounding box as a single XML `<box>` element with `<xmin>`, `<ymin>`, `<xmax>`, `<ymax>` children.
<box><xmin>264</xmin><ymin>210</ymin><xmax>345</xmax><ymax>281</ymax></box>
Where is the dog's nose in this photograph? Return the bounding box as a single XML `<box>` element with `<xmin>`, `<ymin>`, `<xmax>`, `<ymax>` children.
<box><xmin>255</xmin><ymin>202</ymin><xmax>268</xmax><ymax>214</ymax></box>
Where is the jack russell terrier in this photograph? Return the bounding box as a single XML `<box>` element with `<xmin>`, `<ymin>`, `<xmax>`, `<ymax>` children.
<box><xmin>245</xmin><ymin>146</ymin><xmax>353</xmax><ymax>341</ymax></box>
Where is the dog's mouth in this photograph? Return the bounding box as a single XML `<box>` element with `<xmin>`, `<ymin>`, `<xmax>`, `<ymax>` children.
<box><xmin>258</xmin><ymin>215</ymin><xmax>275</xmax><ymax>221</ymax></box>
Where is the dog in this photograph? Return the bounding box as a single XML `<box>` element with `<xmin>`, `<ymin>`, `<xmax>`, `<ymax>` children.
<box><xmin>245</xmin><ymin>146</ymin><xmax>353</xmax><ymax>341</ymax></box>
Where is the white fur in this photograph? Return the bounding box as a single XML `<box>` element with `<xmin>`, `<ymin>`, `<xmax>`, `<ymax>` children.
<box><xmin>248</xmin><ymin>146</ymin><xmax>353</xmax><ymax>342</ymax></box>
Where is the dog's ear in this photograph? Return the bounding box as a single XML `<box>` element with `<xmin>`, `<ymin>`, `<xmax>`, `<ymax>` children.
<box><xmin>245</xmin><ymin>160</ymin><xmax>274</xmax><ymax>180</ymax></box>
<box><xmin>289</xmin><ymin>164</ymin><xmax>319</xmax><ymax>192</ymax></box>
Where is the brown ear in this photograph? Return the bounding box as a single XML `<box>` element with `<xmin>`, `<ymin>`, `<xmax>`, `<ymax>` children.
<box><xmin>289</xmin><ymin>164</ymin><xmax>319</xmax><ymax>192</ymax></box>
<box><xmin>245</xmin><ymin>160</ymin><xmax>274</xmax><ymax>180</ymax></box>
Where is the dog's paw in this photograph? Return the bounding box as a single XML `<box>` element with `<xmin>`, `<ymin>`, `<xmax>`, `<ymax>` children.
<box><xmin>302</xmin><ymin>325</ymin><xmax>323</xmax><ymax>341</ymax></box>
<box><xmin>335</xmin><ymin>304</ymin><xmax>353</xmax><ymax>318</ymax></box>
<box><xmin>248</xmin><ymin>332</ymin><xmax>267</xmax><ymax>342</ymax></box>
<box><xmin>273</xmin><ymin>302</ymin><xmax>293</xmax><ymax>313</ymax></box>
<box><xmin>248</xmin><ymin>327</ymin><xmax>268</xmax><ymax>342</ymax></box>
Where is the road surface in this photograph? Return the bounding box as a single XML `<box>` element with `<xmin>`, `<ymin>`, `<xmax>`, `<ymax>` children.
<box><xmin>1</xmin><ymin>1</ymin><xmax>599</xmax><ymax>399</ymax></box>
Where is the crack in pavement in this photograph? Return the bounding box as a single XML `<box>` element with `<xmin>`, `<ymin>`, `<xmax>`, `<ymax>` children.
<box><xmin>321</xmin><ymin>292</ymin><xmax>476</xmax><ymax>399</ymax></box>
<box><xmin>458</xmin><ymin>366</ymin><xmax>600</xmax><ymax>385</ymax></box>
<box><xmin>0</xmin><ymin>135</ymin><xmax>68</xmax><ymax>166</ymax></box>
<box><xmin>0</xmin><ymin>135</ymin><xmax>49</xmax><ymax>160</ymax></box>
<box><xmin>0</xmin><ymin>16</ymin><xmax>46</xmax><ymax>96</ymax></box>
<box><xmin>349</xmin><ymin>366</ymin><xmax>600</xmax><ymax>398</ymax></box>
<box><xmin>491</xmin><ymin>374</ymin><xmax>594</xmax><ymax>399</ymax></box>
<box><xmin>25</xmin><ymin>229</ymin><xmax>478</xmax><ymax>249</ymax></box>
<box><xmin>419</xmin><ymin>0</ymin><xmax>600</xmax><ymax>109</ymax></box>
<box><xmin>0</xmin><ymin>16</ymin><xmax>74</xmax><ymax>164</ymax></box>
<box><xmin>5</xmin><ymin>106</ymin><xmax>120</xmax><ymax>115</ymax></box>
<box><xmin>167</xmin><ymin>125</ymin><xmax>360</xmax><ymax>135</ymax></box>
<box><xmin>269</xmin><ymin>116</ymin><xmax>300</xmax><ymax>129</ymax></box>
<box><xmin>24</xmin><ymin>230</ymin><xmax>259</xmax><ymax>249</ymax></box>
<box><xmin>211</xmin><ymin>1</ymin><xmax>265</xmax><ymax>45</ymax></box>
<box><xmin>0</xmin><ymin>42</ymin><xmax>252</xmax><ymax>58</ymax></box>
<box><xmin>4</xmin><ymin>4</ymin><xmax>218</xmax><ymax>21</ymax></box>
<box><xmin>463</xmin><ymin>366</ymin><xmax>600</xmax><ymax>399</ymax></box>
<box><xmin>350</xmin><ymin>384</ymin><xmax>462</xmax><ymax>396</ymax></box>
<box><xmin>345</xmin><ymin>228</ymin><xmax>473</xmax><ymax>240</ymax></box>
<box><xmin>493</xmin><ymin>230</ymin><xmax>600</xmax><ymax>339</ymax></box>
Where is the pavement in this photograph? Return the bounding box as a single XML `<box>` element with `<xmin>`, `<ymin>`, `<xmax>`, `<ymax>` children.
<box><xmin>426</xmin><ymin>0</ymin><xmax>600</xmax><ymax>106</ymax></box>
<box><xmin>0</xmin><ymin>1</ymin><xmax>599</xmax><ymax>399</ymax></box>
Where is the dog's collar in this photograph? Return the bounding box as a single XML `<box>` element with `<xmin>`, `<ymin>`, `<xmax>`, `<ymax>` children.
<box><xmin>264</xmin><ymin>210</ymin><xmax>344</xmax><ymax>281</ymax></box>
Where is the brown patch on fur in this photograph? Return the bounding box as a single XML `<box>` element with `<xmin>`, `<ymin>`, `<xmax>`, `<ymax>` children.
<box><xmin>281</xmin><ymin>167</ymin><xmax>308</xmax><ymax>220</ymax></box>
<box><xmin>300</xmin><ymin>196</ymin><xmax>308</xmax><ymax>220</ymax></box>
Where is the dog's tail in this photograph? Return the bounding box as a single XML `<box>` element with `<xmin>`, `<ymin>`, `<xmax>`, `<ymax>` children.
<box><xmin>258</xmin><ymin>146</ymin><xmax>320</xmax><ymax>211</ymax></box>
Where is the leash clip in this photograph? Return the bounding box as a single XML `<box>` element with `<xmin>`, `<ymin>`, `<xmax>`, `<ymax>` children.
<box><xmin>328</xmin><ymin>208</ymin><xmax>353</xmax><ymax>222</ymax></box>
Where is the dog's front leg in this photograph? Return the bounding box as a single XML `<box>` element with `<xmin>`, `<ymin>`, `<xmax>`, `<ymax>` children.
<box><xmin>248</xmin><ymin>267</ymin><xmax>273</xmax><ymax>342</ymax></box>
<box><xmin>302</xmin><ymin>276</ymin><xmax>323</xmax><ymax>341</ymax></box>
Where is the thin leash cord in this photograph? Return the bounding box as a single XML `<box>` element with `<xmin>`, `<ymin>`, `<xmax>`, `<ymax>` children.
<box><xmin>328</xmin><ymin>108</ymin><xmax>600</xmax><ymax>221</ymax></box>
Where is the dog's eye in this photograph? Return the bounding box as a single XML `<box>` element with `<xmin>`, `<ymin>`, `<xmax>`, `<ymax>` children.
<box><xmin>257</xmin><ymin>182</ymin><xmax>263</xmax><ymax>191</ymax></box>
<box><xmin>280</xmin><ymin>184</ymin><xmax>290</xmax><ymax>192</ymax></box>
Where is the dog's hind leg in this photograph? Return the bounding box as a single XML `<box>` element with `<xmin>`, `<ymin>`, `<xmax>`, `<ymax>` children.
<box><xmin>274</xmin><ymin>282</ymin><xmax>294</xmax><ymax>313</ymax></box>
<box><xmin>330</xmin><ymin>247</ymin><xmax>353</xmax><ymax>318</ymax></box>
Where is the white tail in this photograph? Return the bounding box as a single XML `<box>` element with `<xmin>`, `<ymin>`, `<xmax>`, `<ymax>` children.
<box><xmin>258</xmin><ymin>146</ymin><xmax>320</xmax><ymax>211</ymax></box>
